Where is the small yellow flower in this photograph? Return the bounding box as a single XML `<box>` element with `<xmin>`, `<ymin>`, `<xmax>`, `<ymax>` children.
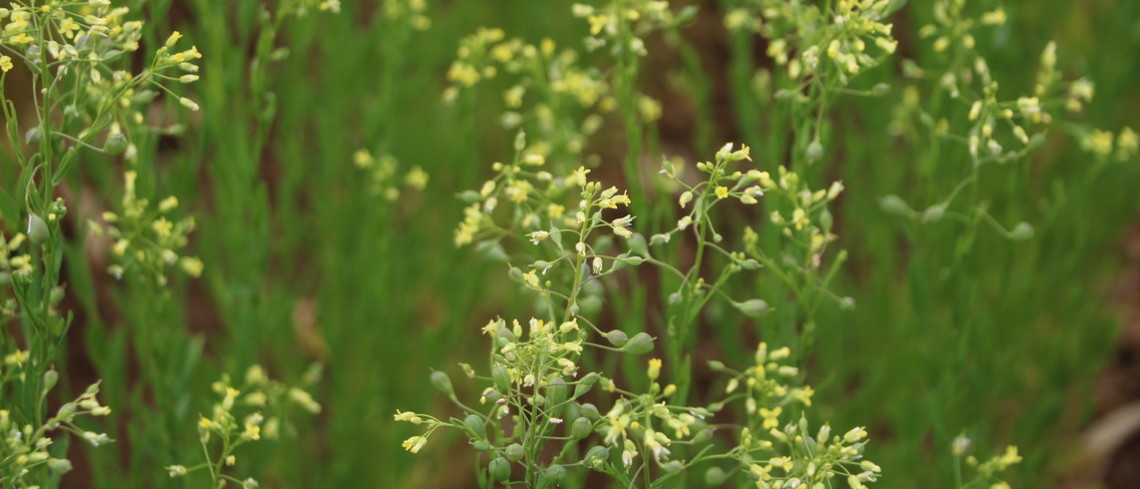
<box><xmin>405</xmin><ymin>166</ymin><xmax>429</xmax><ymax>190</ymax></box>
<box><xmin>0</xmin><ymin>55</ymin><xmax>12</xmax><ymax>72</ymax></box>
<box><xmin>715</xmin><ymin>186</ymin><xmax>729</xmax><ymax>199</ymax></box>
<box><xmin>646</xmin><ymin>358</ymin><xmax>661</xmax><ymax>381</ymax></box>
<box><xmin>402</xmin><ymin>435</ymin><xmax>428</xmax><ymax>453</ymax></box>
<box><xmin>759</xmin><ymin>406</ymin><xmax>781</xmax><ymax>429</ymax></box>
<box><xmin>1089</xmin><ymin>129</ymin><xmax>1114</xmax><ymax>157</ymax></box>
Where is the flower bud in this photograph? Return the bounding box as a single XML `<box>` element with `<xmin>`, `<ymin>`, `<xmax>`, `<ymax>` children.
<box><xmin>103</xmin><ymin>133</ymin><xmax>128</xmax><ymax>155</ymax></box>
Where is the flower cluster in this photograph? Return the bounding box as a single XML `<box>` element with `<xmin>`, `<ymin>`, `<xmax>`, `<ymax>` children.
<box><xmin>445</xmin><ymin>28</ymin><xmax>610</xmax><ymax>164</ymax></box>
<box><xmin>571</xmin><ymin>1</ymin><xmax>689</xmax><ymax>56</ymax></box>
<box><xmin>397</xmin><ymin>330</ymin><xmax>880</xmax><ymax>489</ymax></box>
<box><xmin>0</xmin><ymin>379</ymin><xmax>113</xmax><ymax>488</ymax></box>
<box><xmin>353</xmin><ymin>149</ymin><xmax>429</xmax><ymax>201</ymax></box>
<box><xmin>279</xmin><ymin>0</ymin><xmax>342</xmax><ymax>18</ymax></box>
<box><xmin>0</xmin><ymin>230</ymin><xmax>32</xmax><ymax>283</ymax></box>
<box><xmin>0</xmin><ymin>2</ymin><xmax>203</xmax><ymax>154</ymax></box>
<box><xmin>167</xmin><ymin>365</ymin><xmax>321</xmax><ymax>488</ymax></box>
<box><xmin>401</xmin><ymin>130</ymin><xmax>873</xmax><ymax>486</ymax></box>
<box><xmin>950</xmin><ymin>434</ymin><xmax>1022</xmax><ymax>489</ymax></box>
<box><xmin>656</xmin><ymin>143</ymin><xmax>849</xmax><ymax>315</ymax></box>
<box><xmin>380</xmin><ymin>0</ymin><xmax>431</xmax><ymax>31</ymax></box>
<box><xmin>454</xmin><ymin>131</ymin><xmax>635</xmax><ymax>256</ymax></box>
<box><xmin>727</xmin><ymin>0</ymin><xmax>898</xmax><ymax>85</ymax></box>
<box><xmin>90</xmin><ymin>171</ymin><xmax>202</xmax><ymax>285</ymax></box>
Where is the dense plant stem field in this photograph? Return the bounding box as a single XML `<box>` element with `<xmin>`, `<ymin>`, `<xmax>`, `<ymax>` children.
<box><xmin>0</xmin><ymin>0</ymin><xmax>1138</xmax><ymax>488</ymax></box>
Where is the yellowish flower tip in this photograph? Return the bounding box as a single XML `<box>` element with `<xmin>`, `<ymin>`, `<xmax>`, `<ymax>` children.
<box><xmin>353</xmin><ymin>149</ymin><xmax>376</xmax><ymax>169</ymax></box>
<box><xmin>981</xmin><ymin>8</ymin><xmax>1007</xmax><ymax>25</ymax></box>
<box><xmin>402</xmin><ymin>435</ymin><xmax>428</xmax><ymax>453</ymax></box>
<box><xmin>405</xmin><ymin>166</ymin><xmax>429</xmax><ymax>190</ymax></box>
<box><xmin>0</xmin><ymin>55</ymin><xmax>12</xmax><ymax>72</ymax></box>
<box><xmin>180</xmin><ymin>256</ymin><xmax>204</xmax><ymax>277</ymax></box>
<box><xmin>165</xmin><ymin>31</ymin><xmax>182</xmax><ymax>48</ymax></box>
<box><xmin>951</xmin><ymin>434</ymin><xmax>972</xmax><ymax>456</ymax></box>
<box><xmin>715</xmin><ymin>186</ymin><xmax>729</xmax><ymax>199</ymax></box>
<box><xmin>759</xmin><ymin>406</ymin><xmax>781</xmax><ymax>429</ymax></box>
<box><xmin>158</xmin><ymin>196</ymin><xmax>179</xmax><ymax>212</ymax></box>
<box><xmin>646</xmin><ymin>358</ymin><xmax>662</xmax><ymax>381</ymax></box>
<box><xmin>243</xmin><ymin>421</ymin><xmax>261</xmax><ymax>440</ymax></box>
<box><xmin>1089</xmin><ymin>129</ymin><xmax>1114</xmax><ymax>157</ymax></box>
<box><xmin>288</xmin><ymin>387</ymin><xmax>322</xmax><ymax>413</ymax></box>
<box><xmin>998</xmin><ymin>445</ymin><xmax>1022</xmax><ymax>466</ymax></box>
<box><xmin>179</xmin><ymin>97</ymin><xmax>199</xmax><ymax>111</ymax></box>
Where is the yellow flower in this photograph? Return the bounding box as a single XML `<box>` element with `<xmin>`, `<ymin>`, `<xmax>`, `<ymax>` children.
<box><xmin>646</xmin><ymin>358</ymin><xmax>661</xmax><ymax>380</ymax></box>
<box><xmin>759</xmin><ymin>406</ymin><xmax>781</xmax><ymax>429</ymax></box>
<box><xmin>715</xmin><ymin>186</ymin><xmax>729</xmax><ymax>199</ymax></box>
<box><xmin>402</xmin><ymin>435</ymin><xmax>428</xmax><ymax>453</ymax></box>
<box><xmin>0</xmin><ymin>55</ymin><xmax>12</xmax><ymax>72</ymax></box>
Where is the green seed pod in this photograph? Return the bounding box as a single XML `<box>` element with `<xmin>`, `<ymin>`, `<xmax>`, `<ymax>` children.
<box><xmin>24</xmin><ymin>127</ymin><xmax>42</xmax><ymax>145</ymax></box>
<box><xmin>693</xmin><ymin>428</ymin><xmax>714</xmax><ymax>445</ymax></box>
<box><xmin>27</xmin><ymin>214</ymin><xmax>49</xmax><ymax>244</ymax></box>
<box><xmin>661</xmin><ymin>461</ymin><xmax>684</xmax><ymax>474</ymax></box>
<box><xmin>429</xmin><ymin>371</ymin><xmax>454</xmax><ymax>397</ymax></box>
<box><xmin>496</xmin><ymin>327</ymin><xmax>516</xmax><ymax>342</ymax></box>
<box><xmin>573</xmin><ymin>373</ymin><xmax>598</xmax><ymax>398</ymax></box>
<box><xmin>544</xmin><ymin>382</ymin><xmax>567</xmax><ymax>410</ymax></box>
<box><xmin>806</xmin><ymin>140</ymin><xmax>824</xmax><ymax>161</ymax></box>
<box><xmin>488</xmin><ymin>457</ymin><xmax>511</xmax><ymax>482</ymax></box>
<box><xmin>464</xmin><ymin>415</ymin><xmax>487</xmax><ymax>440</ymax></box>
<box><xmin>47</xmin><ymin>458</ymin><xmax>73</xmax><ymax>474</ymax></box>
<box><xmin>472</xmin><ymin>440</ymin><xmax>491</xmax><ymax>451</ymax></box>
<box><xmin>626</xmin><ymin>233</ymin><xmax>649</xmax><ymax>257</ymax></box>
<box><xmin>621</xmin><ymin>332</ymin><xmax>654</xmax><ymax>354</ymax></box>
<box><xmin>579</xmin><ymin>403</ymin><xmax>600</xmax><ymax>420</ymax></box>
<box><xmin>539</xmin><ymin>465</ymin><xmax>566</xmax><ymax>487</ymax></box>
<box><xmin>879</xmin><ymin>195</ymin><xmax>912</xmax><ymax>217</ymax></box>
<box><xmin>733</xmin><ymin>299</ymin><xmax>770</xmax><ymax>318</ymax></box>
<box><xmin>42</xmin><ymin>369</ymin><xmax>59</xmax><ymax>395</ymax></box>
<box><xmin>704</xmin><ymin>466</ymin><xmax>728</xmax><ymax>485</ymax></box>
<box><xmin>103</xmin><ymin>133</ymin><xmax>128</xmax><ymax>155</ymax></box>
<box><xmin>604</xmin><ymin>330</ymin><xmax>629</xmax><ymax>347</ymax></box>
<box><xmin>571</xmin><ymin>416</ymin><xmax>592</xmax><ymax>439</ymax></box>
<box><xmin>49</xmin><ymin>286</ymin><xmax>65</xmax><ymax>306</ymax></box>
<box><xmin>504</xmin><ymin>443</ymin><xmax>524</xmax><ymax>462</ymax></box>
<box><xmin>1009</xmin><ymin>222</ymin><xmax>1035</xmax><ymax>241</ymax></box>
<box><xmin>584</xmin><ymin>446</ymin><xmax>610</xmax><ymax>469</ymax></box>
<box><xmin>922</xmin><ymin>204</ymin><xmax>947</xmax><ymax>223</ymax></box>
<box><xmin>508</xmin><ymin>266</ymin><xmax>525</xmax><ymax>284</ymax></box>
<box><xmin>492</xmin><ymin>365</ymin><xmax>512</xmax><ymax>392</ymax></box>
